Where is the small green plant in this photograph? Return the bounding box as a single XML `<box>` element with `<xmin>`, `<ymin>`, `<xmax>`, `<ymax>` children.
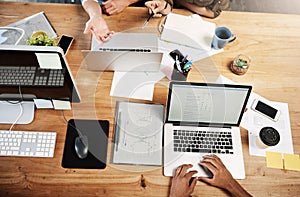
<box><xmin>235</xmin><ymin>58</ymin><xmax>248</xmax><ymax>68</ymax></box>
<box><xmin>26</xmin><ymin>31</ymin><xmax>57</xmax><ymax>46</ymax></box>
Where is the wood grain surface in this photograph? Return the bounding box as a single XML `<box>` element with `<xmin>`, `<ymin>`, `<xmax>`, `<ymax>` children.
<box><xmin>0</xmin><ymin>2</ymin><xmax>299</xmax><ymax>196</ymax></box>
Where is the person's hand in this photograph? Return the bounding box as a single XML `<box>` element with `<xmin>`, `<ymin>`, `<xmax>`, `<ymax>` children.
<box><xmin>198</xmin><ymin>154</ymin><xmax>234</xmax><ymax>189</ymax></box>
<box><xmin>198</xmin><ymin>154</ymin><xmax>252</xmax><ymax>197</ymax></box>
<box><xmin>145</xmin><ymin>0</ymin><xmax>169</xmax><ymax>17</ymax></box>
<box><xmin>83</xmin><ymin>15</ymin><xmax>114</xmax><ymax>44</ymax></box>
<box><xmin>169</xmin><ymin>164</ymin><xmax>198</xmax><ymax>197</ymax></box>
<box><xmin>102</xmin><ymin>0</ymin><xmax>130</xmax><ymax>15</ymax></box>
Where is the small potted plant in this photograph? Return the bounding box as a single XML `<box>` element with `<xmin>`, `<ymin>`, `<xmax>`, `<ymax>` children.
<box><xmin>26</xmin><ymin>31</ymin><xmax>58</xmax><ymax>46</ymax></box>
<box><xmin>230</xmin><ymin>54</ymin><xmax>251</xmax><ymax>75</ymax></box>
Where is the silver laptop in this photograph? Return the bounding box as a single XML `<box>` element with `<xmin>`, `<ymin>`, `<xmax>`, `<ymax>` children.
<box><xmin>164</xmin><ymin>81</ymin><xmax>252</xmax><ymax>179</ymax></box>
<box><xmin>82</xmin><ymin>32</ymin><xmax>163</xmax><ymax>72</ymax></box>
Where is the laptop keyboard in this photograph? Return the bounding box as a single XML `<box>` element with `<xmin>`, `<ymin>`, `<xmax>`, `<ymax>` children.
<box><xmin>173</xmin><ymin>129</ymin><xmax>234</xmax><ymax>154</ymax></box>
<box><xmin>98</xmin><ymin>48</ymin><xmax>152</xmax><ymax>52</ymax></box>
<box><xmin>0</xmin><ymin>66</ymin><xmax>65</xmax><ymax>87</ymax></box>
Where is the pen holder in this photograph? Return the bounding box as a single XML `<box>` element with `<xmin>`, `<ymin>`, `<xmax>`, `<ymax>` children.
<box><xmin>171</xmin><ymin>64</ymin><xmax>188</xmax><ymax>81</ymax></box>
<box><xmin>169</xmin><ymin>49</ymin><xmax>191</xmax><ymax>81</ymax></box>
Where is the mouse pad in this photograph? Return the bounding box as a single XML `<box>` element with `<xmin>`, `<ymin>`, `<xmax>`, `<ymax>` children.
<box><xmin>62</xmin><ymin>119</ymin><xmax>109</xmax><ymax>169</ymax></box>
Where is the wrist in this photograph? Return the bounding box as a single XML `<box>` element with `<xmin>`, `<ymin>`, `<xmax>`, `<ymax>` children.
<box><xmin>88</xmin><ymin>13</ymin><xmax>102</xmax><ymax>21</ymax></box>
<box><xmin>226</xmin><ymin>179</ymin><xmax>251</xmax><ymax>197</ymax></box>
<box><xmin>226</xmin><ymin>179</ymin><xmax>238</xmax><ymax>192</ymax></box>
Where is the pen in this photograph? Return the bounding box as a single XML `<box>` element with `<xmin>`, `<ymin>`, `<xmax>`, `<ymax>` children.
<box><xmin>142</xmin><ymin>11</ymin><xmax>154</xmax><ymax>28</ymax></box>
<box><xmin>183</xmin><ymin>61</ymin><xmax>192</xmax><ymax>73</ymax></box>
<box><xmin>182</xmin><ymin>55</ymin><xmax>188</xmax><ymax>63</ymax></box>
<box><xmin>115</xmin><ymin>111</ymin><xmax>122</xmax><ymax>152</ymax></box>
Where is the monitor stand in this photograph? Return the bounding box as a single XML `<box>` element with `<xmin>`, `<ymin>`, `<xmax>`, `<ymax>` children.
<box><xmin>0</xmin><ymin>94</ymin><xmax>36</xmax><ymax>124</ymax></box>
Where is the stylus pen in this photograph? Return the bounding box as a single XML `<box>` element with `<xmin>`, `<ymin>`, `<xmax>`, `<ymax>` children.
<box><xmin>142</xmin><ymin>11</ymin><xmax>155</xmax><ymax>28</ymax></box>
<box><xmin>115</xmin><ymin>111</ymin><xmax>122</xmax><ymax>152</ymax></box>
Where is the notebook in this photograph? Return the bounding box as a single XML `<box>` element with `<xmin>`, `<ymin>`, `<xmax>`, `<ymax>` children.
<box><xmin>160</xmin><ymin>13</ymin><xmax>215</xmax><ymax>51</ymax></box>
<box><xmin>164</xmin><ymin>81</ymin><xmax>252</xmax><ymax>179</ymax></box>
<box><xmin>82</xmin><ymin>32</ymin><xmax>163</xmax><ymax>72</ymax></box>
<box><xmin>112</xmin><ymin>101</ymin><xmax>164</xmax><ymax>165</ymax></box>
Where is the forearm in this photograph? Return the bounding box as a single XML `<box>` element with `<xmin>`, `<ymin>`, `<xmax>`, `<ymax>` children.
<box><xmin>226</xmin><ymin>179</ymin><xmax>252</xmax><ymax>197</ymax></box>
<box><xmin>82</xmin><ymin>0</ymin><xmax>103</xmax><ymax>18</ymax></box>
<box><xmin>127</xmin><ymin>0</ymin><xmax>141</xmax><ymax>5</ymax></box>
<box><xmin>178</xmin><ymin>1</ymin><xmax>215</xmax><ymax>18</ymax></box>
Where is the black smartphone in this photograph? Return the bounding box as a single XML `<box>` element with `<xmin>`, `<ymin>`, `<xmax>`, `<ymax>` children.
<box><xmin>58</xmin><ymin>35</ymin><xmax>74</xmax><ymax>54</ymax></box>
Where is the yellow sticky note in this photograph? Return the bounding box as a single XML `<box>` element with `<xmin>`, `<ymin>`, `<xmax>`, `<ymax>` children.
<box><xmin>266</xmin><ymin>151</ymin><xmax>283</xmax><ymax>169</ymax></box>
<box><xmin>284</xmin><ymin>154</ymin><xmax>300</xmax><ymax>171</ymax></box>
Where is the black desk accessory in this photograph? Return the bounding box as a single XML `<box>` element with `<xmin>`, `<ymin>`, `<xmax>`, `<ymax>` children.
<box><xmin>169</xmin><ymin>49</ymin><xmax>192</xmax><ymax>81</ymax></box>
<box><xmin>62</xmin><ymin>119</ymin><xmax>109</xmax><ymax>169</ymax></box>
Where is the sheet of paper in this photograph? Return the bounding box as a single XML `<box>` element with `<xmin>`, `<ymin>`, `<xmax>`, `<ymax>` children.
<box><xmin>266</xmin><ymin>151</ymin><xmax>283</xmax><ymax>169</ymax></box>
<box><xmin>110</xmin><ymin>71</ymin><xmax>165</xmax><ymax>101</ymax></box>
<box><xmin>245</xmin><ymin>101</ymin><xmax>293</xmax><ymax>157</ymax></box>
<box><xmin>33</xmin><ymin>99</ymin><xmax>53</xmax><ymax>109</ymax></box>
<box><xmin>35</xmin><ymin>53</ymin><xmax>62</xmax><ymax>69</ymax></box>
<box><xmin>215</xmin><ymin>75</ymin><xmax>294</xmax><ymax>157</ymax></box>
<box><xmin>52</xmin><ymin>99</ymin><xmax>71</xmax><ymax>110</ymax></box>
<box><xmin>113</xmin><ymin>102</ymin><xmax>163</xmax><ymax>166</ymax></box>
<box><xmin>158</xmin><ymin>39</ymin><xmax>223</xmax><ymax>63</ymax></box>
<box><xmin>215</xmin><ymin>74</ymin><xmax>236</xmax><ymax>84</ymax></box>
<box><xmin>158</xmin><ymin>41</ymin><xmax>223</xmax><ymax>80</ymax></box>
<box><xmin>284</xmin><ymin>153</ymin><xmax>300</xmax><ymax>171</ymax></box>
<box><xmin>7</xmin><ymin>12</ymin><xmax>57</xmax><ymax>45</ymax></box>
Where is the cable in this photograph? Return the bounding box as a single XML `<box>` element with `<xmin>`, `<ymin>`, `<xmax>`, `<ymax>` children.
<box><xmin>61</xmin><ymin>110</ymin><xmax>68</xmax><ymax>124</ymax></box>
<box><xmin>61</xmin><ymin>110</ymin><xmax>84</xmax><ymax>137</ymax></box>
<box><xmin>9</xmin><ymin>102</ymin><xmax>24</xmax><ymax>131</ymax></box>
<box><xmin>4</xmin><ymin>86</ymin><xmax>24</xmax><ymax>104</ymax></box>
<box><xmin>0</xmin><ymin>26</ymin><xmax>25</xmax><ymax>45</ymax></box>
<box><xmin>4</xmin><ymin>86</ymin><xmax>24</xmax><ymax>131</ymax></box>
<box><xmin>7</xmin><ymin>86</ymin><xmax>24</xmax><ymax>131</ymax></box>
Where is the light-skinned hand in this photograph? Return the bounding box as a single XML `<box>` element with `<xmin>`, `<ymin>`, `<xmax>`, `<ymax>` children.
<box><xmin>144</xmin><ymin>0</ymin><xmax>168</xmax><ymax>17</ymax></box>
<box><xmin>169</xmin><ymin>164</ymin><xmax>198</xmax><ymax>197</ymax></box>
<box><xmin>83</xmin><ymin>15</ymin><xmax>114</xmax><ymax>44</ymax></box>
<box><xmin>102</xmin><ymin>0</ymin><xmax>130</xmax><ymax>15</ymax></box>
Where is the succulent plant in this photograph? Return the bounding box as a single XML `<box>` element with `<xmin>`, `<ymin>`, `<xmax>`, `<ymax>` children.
<box><xmin>26</xmin><ymin>31</ymin><xmax>57</xmax><ymax>46</ymax></box>
<box><xmin>235</xmin><ymin>58</ymin><xmax>248</xmax><ymax>68</ymax></box>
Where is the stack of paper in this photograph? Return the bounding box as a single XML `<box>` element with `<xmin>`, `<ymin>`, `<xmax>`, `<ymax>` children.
<box><xmin>160</xmin><ymin>13</ymin><xmax>215</xmax><ymax>51</ymax></box>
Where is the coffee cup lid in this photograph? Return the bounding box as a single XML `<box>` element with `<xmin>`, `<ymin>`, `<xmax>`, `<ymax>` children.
<box><xmin>259</xmin><ymin>127</ymin><xmax>280</xmax><ymax>146</ymax></box>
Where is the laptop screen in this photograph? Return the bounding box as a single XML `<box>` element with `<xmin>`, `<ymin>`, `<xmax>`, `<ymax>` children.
<box><xmin>166</xmin><ymin>82</ymin><xmax>252</xmax><ymax>127</ymax></box>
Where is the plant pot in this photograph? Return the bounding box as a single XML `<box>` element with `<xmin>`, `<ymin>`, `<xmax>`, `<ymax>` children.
<box><xmin>230</xmin><ymin>54</ymin><xmax>250</xmax><ymax>75</ymax></box>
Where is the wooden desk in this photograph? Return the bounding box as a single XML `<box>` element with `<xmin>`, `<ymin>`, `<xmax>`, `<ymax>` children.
<box><xmin>0</xmin><ymin>2</ymin><xmax>300</xmax><ymax>196</ymax></box>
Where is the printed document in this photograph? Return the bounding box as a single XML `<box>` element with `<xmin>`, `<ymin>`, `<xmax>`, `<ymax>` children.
<box><xmin>112</xmin><ymin>102</ymin><xmax>164</xmax><ymax>166</ymax></box>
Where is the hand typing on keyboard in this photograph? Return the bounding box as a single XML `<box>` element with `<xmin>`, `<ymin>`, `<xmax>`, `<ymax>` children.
<box><xmin>169</xmin><ymin>155</ymin><xmax>252</xmax><ymax>197</ymax></box>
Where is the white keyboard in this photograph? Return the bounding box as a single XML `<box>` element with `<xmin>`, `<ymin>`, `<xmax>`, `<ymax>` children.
<box><xmin>0</xmin><ymin>130</ymin><xmax>56</xmax><ymax>158</ymax></box>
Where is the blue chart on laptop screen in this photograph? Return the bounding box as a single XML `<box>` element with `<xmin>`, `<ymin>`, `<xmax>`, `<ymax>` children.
<box><xmin>168</xmin><ymin>84</ymin><xmax>249</xmax><ymax>124</ymax></box>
